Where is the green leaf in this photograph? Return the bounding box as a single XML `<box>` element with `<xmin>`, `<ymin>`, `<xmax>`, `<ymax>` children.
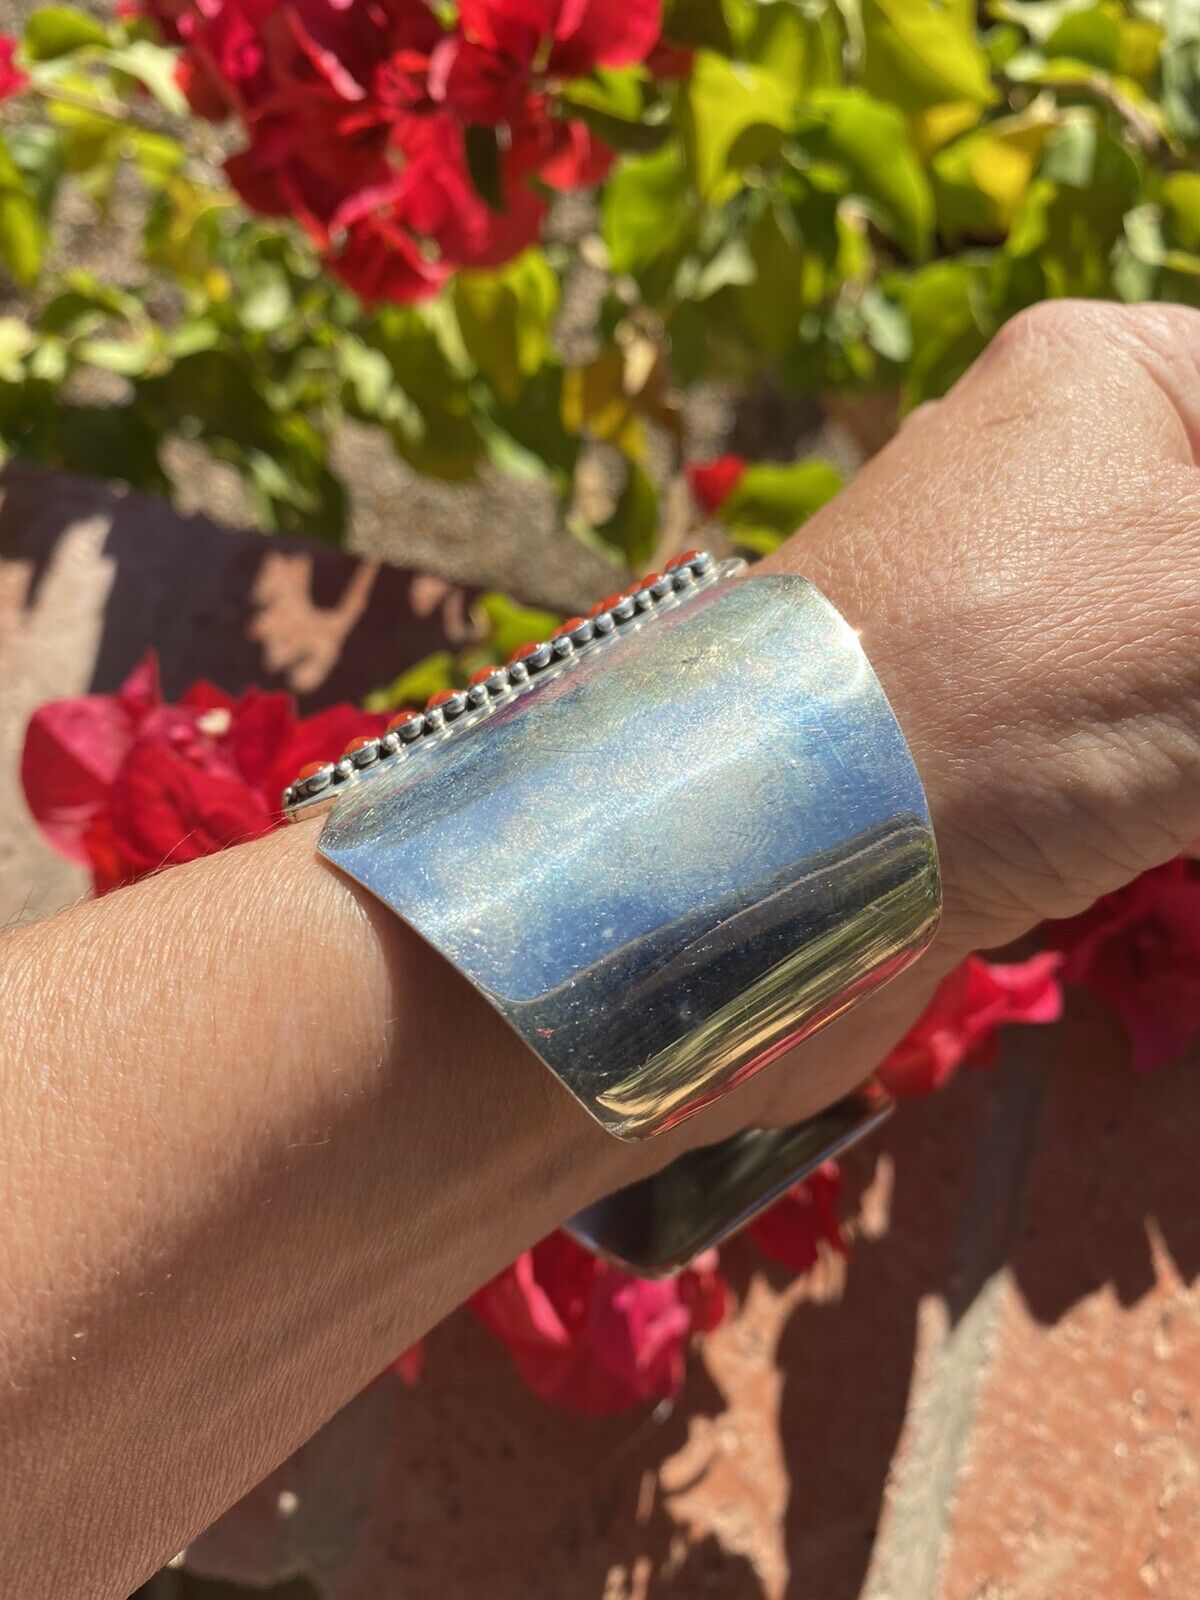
<box><xmin>0</xmin><ymin>140</ymin><xmax>46</xmax><ymax>286</ymax></box>
<box><xmin>720</xmin><ymin>459</ymin><xmax>842</xmax><ymax>545</ymax></box>
<box><xmin>860</xmin><ymin>285</ymin><xmax>912</xmax><ymax>362</ymax></box>
<box><xmin>0</xmin><ymin>317</ymin><xmax>35</xmax><ymax>382</ymax></box>
<box><xmin>239</xmin><ymin>263</ymin><xmax>293</xmax><ymax>334</ymax></box>
<box><xmin>592</xmin><ymin>460</ymin><xmax>659</xmax><ymax>567</ymax></box>
<box><xmin>731</xmin><ymin>0</ymin><xmax>844</xmax><ymax>91</ymax></box>
<box><xmin>1041</xmin><ymin>2</ymin><xmax>1162</xmax><ymax>86</ymax></box>
<box><xmin>1162</xmin><ymin>171</ymin><xmax>1200</xmax><ymax>253</ymax></box>
<box><xmin>682</xmin><ymin>51</ymin><xmax>796</xmax><ymax>196</ymax></box>
<box><xmin>662</xmin><ymin>0</ymin><xmax>733</xmax><ymax>53</ymax></box>
<box><xmin>602</xmin><ymin>142</ymin><xmax>692</xmax><ymax>273</ymax></box>
<box><xmin>104</xmin><ymin>40</ymin><xmax>186</xmax><ymax>114</ymax></box>
<box><xmin>5</xmin><ymin>124</ymin><xmax>63</xmax><ymax>217</ymax></box>
<box><xmin>23</xmin><ymin>5</ymin><xmax>109</xmax><ymax>59</ymax></box>
<box><xmin>477</xmin><ymin>592</ymin><xmax>562</xmax><ymax>660</ymax></box>
<box><xmin>734</xmin><ymin>203</ymin><xmax>810</xmax><ymax>355</ymax></box>
<box><xmin>336</xmin><ymin>333</ymin><xmax>396</xmax><ymax>419</ymax></box>
<box><xmin>76</xmin><ymin>335</ymin><xmax>160</xmax><ymax>375</ymax></box>
<box><xmin>931</xmin><ymin>105</ymin><xmax>1059</xmax><ymax>243</ymax></box>
<box><xmin>860</xmin><ymin>0</ymin><xmax>996</xmax><ymax>113</ymax></box>
<box><xmin>1161</xmin><ymin>0</ymin><xmax>1200</xmax><ymax>142</ymax></box>
<box><xmin>483</xmin><ymin>365</ymin><xmax>580</xmax><ymax>489</ymax></box>
<box><xmin>893</xmin><ymin>254</ymin><xmax>994</xmax><ymax>405</ymax></box>
<box><xmin>453</xmin><ymin>249</ymin><xmax>558</xmax><ymax>404</ymax></box>
<box><xmin>558</xmin><ymin>68</ymin><xmax>669</xmax><ymax>153</ymax></box>
<box><xmin>368</xmin><ymin>306</ymin><xmax>483</xmax><ymax>480</ymax></box>
<box><xmin>802</xmin><ymin>88</ymin><xmax>933</xmax><ymax>259</ymax></box>
<box><xmin>365</xmin><ymin>652</ymin><xmax>456</xmax><ymax>712</ymax></box>
<box><xmin>990</xmin><ymin>2</ymin><xmax>1094</xmax><ymax>45</ymax></box>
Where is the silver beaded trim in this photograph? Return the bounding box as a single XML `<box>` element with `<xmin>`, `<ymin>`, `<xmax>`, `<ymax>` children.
<box><xmin>283</xmin><ymin>552</ymin><xmax>729</xmax><ymax>822</ymax></box>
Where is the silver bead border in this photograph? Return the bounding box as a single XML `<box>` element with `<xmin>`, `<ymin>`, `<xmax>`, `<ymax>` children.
<box><xmin>283</xmin><ymin>552</ymin><xmax>726</xmax><ymax>822</ymax></box>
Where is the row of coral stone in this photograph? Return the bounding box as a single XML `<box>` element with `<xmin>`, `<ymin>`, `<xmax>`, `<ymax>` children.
<box><xmin>283</xmin><ymin>549</ymin><xmax>715</xmax><ymax>813</ymax></box>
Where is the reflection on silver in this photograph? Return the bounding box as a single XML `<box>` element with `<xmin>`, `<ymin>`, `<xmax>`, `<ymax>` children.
<box><xmin>318</xmin><ymin>571</ymin><xmax>940</xmax><ymax>1144</ymax></box>
<box><xmin>566</xmin><ymin>1087</ymin><xmax>893</xmax><ymax>1277</ymax></box>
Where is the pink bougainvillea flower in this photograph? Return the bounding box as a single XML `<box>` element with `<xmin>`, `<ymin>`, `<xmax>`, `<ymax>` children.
<box><xmin>748</xmin><ymin>1162</ymin><xmax>846</xmax><ymax>1275</ymax></box>
<box><xmin>0</xmin><ymin>33</ymin><xmax>28</xmax><ymax>100</ymax></box>
<box><xmin>687</xmin><ymin>454</ymin><xmax>746</xmax><ymax>515</ymax></box>
<box><xmin>879</xmin><ymin>953</ymin><xmax>1064</xmax><ymax>1097</ymax></box>
<box><xmin>21</xmin><ymin>654</ymin><xmax>386</xmax><ymax>894</ymax></box>
<box><xmin>1048</xmin><ymin>859</ymin><xmax>1200</xmax><ymax>1073</ymax></box>
<box><xmin>471</xmin><ymin>1231</ymin><xmax>728</xmax><ymax>1414</ymax></box>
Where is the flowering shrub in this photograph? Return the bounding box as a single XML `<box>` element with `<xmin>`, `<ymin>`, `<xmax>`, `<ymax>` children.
<box><xmin>3</xmin><ymin>1</ymin><xmax>1200</xmax><ymax>550</ymax></box>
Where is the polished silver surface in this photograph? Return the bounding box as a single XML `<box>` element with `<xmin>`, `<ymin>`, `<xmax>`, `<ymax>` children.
<box><xmin>566</xmin><ymin>1088</ymin><xmax>893</xmax><ymax>1277</ymax></box>
<box><xmin>317</xmin><ymin>570</ymin><xmax>941</xmax><ymax>1142</ymax></box>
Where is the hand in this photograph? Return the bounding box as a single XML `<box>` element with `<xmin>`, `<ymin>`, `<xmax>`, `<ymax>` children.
<box><xmin>707</xmin><ymin>300</ymin><xmax>1200</xmax><ymax>1134</ymax></box>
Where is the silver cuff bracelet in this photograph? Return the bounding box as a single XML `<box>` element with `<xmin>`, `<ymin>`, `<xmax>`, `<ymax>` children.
<box><xmin>287</xmin><ymin>554</ymin><xmax>940</xmax><ymax>1274</ymax></box>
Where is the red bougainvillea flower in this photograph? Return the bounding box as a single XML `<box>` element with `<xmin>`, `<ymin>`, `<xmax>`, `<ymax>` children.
<box><xmin>449</xmin><ymin>0</ymin><xmax>662</xmax><ymax>96</ymax></box>
<box><xmin>471</xmin><ymin>1231</ymin><xmax>728</xmax><ymax>1413</ymax></box>
<box><xmin>1047</xmin><ymin>859</ymin><xmax>1200</xmax><ymax>1073</ymax></box>
<box><xmin>132</xmin><ymin>0</ymin><xmax>661</xmax><ymax>299</ymax></box>
<box><xmin>748</xmin><ymin>1162</ymin><xmax>846</xmax><ymax>1275</ymax></box>
<box><xmin>21</xmin><ymin>654</ymin><xmax>386</xmax><ymax>894</ymax></box>
<box><xmin>392</xmin><ymin>1341</ymin><xmax>425</xmax><ymax>1385</ymax></box>
<box><xmin>687</xmin><ymin>454</ymin><xmax>746</xmax><ymax>515</ymax></box>
<box><xmin>0</xmin><ymin>33</ymin><xmax>27</xmax><ymax>100</ymax></box>
<box><xmin>878</xmin><ymin>953</ymin><xmax>1064</xmax><ymax>1097</ymax></box>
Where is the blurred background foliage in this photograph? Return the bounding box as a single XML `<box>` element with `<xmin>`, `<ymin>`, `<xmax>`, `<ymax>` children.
<box><xmin>0</xmin><ymin>0</ymin><xmax>1198</xmax><ymax>566</ymax></box>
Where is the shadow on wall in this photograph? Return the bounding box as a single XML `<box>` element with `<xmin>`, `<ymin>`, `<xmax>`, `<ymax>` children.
<box><xmin>0</xmin><ymin>462</ymin><xmax>484</xmax><ymax>708</ymax></box>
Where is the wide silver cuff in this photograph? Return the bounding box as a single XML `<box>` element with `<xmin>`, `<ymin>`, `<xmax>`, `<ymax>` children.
<box><xmin>298</xmin><ymin>560</ymin><xmax>940</xmax><ymax>1269</ymax></box>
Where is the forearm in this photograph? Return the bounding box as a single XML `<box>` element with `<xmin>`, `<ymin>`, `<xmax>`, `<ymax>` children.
<box><xmin>0</xmin><ymin>823</ymin><xmax>627</xmax><ymax>1596</ymax></box>
<box><xmin>0</xmin><ymin>733</ymin><xmax>957</xmax><ymax>1598</ymax></box>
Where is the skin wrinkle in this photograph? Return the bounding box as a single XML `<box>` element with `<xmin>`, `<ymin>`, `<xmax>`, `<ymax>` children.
<box><xmin>5</xmin><ymin>300</ymin><xmax>1200</xmax><ymax>1596</ymax></box>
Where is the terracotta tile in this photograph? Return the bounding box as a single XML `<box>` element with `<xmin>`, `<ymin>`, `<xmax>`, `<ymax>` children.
<box><xmin>939</xmin><ymin>1006</ymin><xmax>1200</xmax><ymax>1600</ymax></box>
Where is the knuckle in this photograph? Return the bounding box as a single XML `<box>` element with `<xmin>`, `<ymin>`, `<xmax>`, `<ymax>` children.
<box><xmin>992</xmin><ymin>298</ymin><xmax>1200</xmax><ymax>369</ymax></box>
<box><xmin>990</xmin><ymin>298</ymin><xmax>1107</xmax><ymax>358</ymax></box>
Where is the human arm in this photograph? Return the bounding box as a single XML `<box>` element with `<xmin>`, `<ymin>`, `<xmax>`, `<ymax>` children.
<box><xmin>3</xmin><ymin>300</ymin><xmax>1200</xmax><ymax>1597</ymax></box>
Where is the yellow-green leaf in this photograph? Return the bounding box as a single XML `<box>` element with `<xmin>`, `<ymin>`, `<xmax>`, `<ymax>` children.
<box><xmin>932</xmin><ymin>105</ymin><xmax>1060</xmax><ymax>242</ymax></box>
<box><xmin>860</xmin><ymin>0</ymin><xmax>996</xmax><ymax>113</ymax></box>
<box><xmin>23</xmin><ymin>4</ymin><xmax>109</xmax><ymax>59</ymax></box>
<box><xmin>563</xmin><ymin>349</ymin><xmax>637</xmax><ymax>456</ymax></box>
<box><xmin>602</xmin><ymin>142</ymin><xmax>692</xmax><ymax>273</ymax></box>
<box><xmin>454</xmin><ymin>250</ymin><xmax>558</xmax><ymax>405</ymax></box>
<box><xmin>720</xmin><ymin>459</ymin><xmax>842</xmax><ymax>542</ymax></box>
<box><xmin>0</xmin><ymin>141</ymin><xmax>45</xmax><ymax>286</ymax></box>
<box><xmin>807</xmin><ymin>88</ymin><xmax>934</xmax><ymax>259</ymax></box>
<box><xmin>592</xmin><ymin>460</ymin><xmax>659</xmax><ymax>567</ymax></box>
<box><xmin>682</xmin><ymin>51</ymin><xmax>796</xmax><ymax>197</ymax></box>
